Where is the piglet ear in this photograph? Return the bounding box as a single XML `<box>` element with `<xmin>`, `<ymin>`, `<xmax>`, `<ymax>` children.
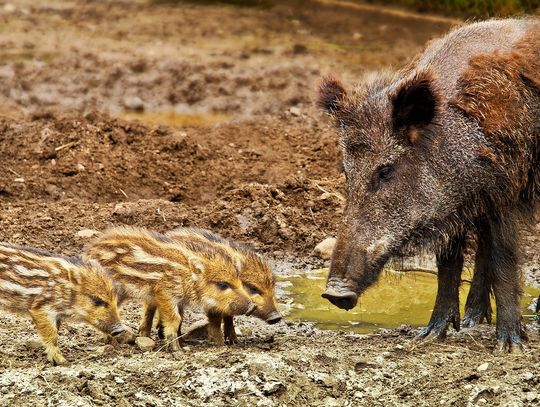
<box><xmin>391</xmin><ymin>72</ymin><xmax>439</xmax><ymax>130</ymax></box>
<box><xmin>189</xmin><ymin>257</ymin><xmax>205</xmax><ymax>274</ymax></box>
<box><xmin>318</xmin><ymin>75</ymin><xmax>347</xmax><ymax>115</ymax></box>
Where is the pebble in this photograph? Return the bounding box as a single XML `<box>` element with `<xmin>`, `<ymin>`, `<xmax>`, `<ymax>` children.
<box><xmin>76</xmin><ymin>228</ymin><xmax>100</xmax><ymax>239</ymax></box>
<box><xmin>289</xmin><ymin>107</ymin><xmax>301</xmax><ymax>116</ymax></box>
<box><xmin>135</xmin><ymin>336</ymin><xmax>155</xmax><ymax>352</ymax></box>
<box><xmin>114</xmin><ymin>377</ymin><xmax>125</xmax><ymax>384</ymax></box>
<box><xmin>262</xmin><ymin>381</ymin><xmax>284</xmax><ymax>395</ymax></box>
<box><xmin>477</xmin><ymin>363</ymin><xmax>489</xmax><ymax>372</ymax></box>
<box><xmin>123</xmin><ymin>95</ymin><xmax>144</xmax><ymax>112</ymax></box>
<box><xmin>526</xmin><ymin>392</ymin><xmax>539</xmax><ymax>402</ymax></box>
<box><xmin>521</xmin><ymin>371</ymin><xmax>534</xmax><ymax>381</ymax></box>
<box><xmin>314</xmin><ymin>237</ymin><xmax>336</xmax><ymax>260</ymax></box>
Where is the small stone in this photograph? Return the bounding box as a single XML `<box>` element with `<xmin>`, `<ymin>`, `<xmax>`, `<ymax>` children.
<box><xmin>289</xmin><ymin>107</ymin><xmax>301</xmax><ymax>116</ymax></box>
<box><xmin>14</xmin><ymin>178</ymin><xmax>24</xmax><ymax>183</ymax></box>
<box><xmin>395</xmin><ymin>344</ymin><xmax>404</xmax><ymax>350</ymax></box>
<box><xmin>522</xmin><ymin>371</ymin><xmax>534</xmax><ymax>381</ymax></box>
<box><xmin>478</xmin><ymin>398</ymin><xmax>487</xmax><ymax>404</ymax></box>
<box><xmin>314</xmin><ymin>237</ymin><xmax>336</xmax><ymax>260</ymax></box>
<box><xmin>464</xmin><ymin>384</ymin><xmax>473</xmax><ymax>390</ymax></box>
<box><xmin>262</xmin><ymin>381</ymin><xmax>284</xmax><ymax>395</ymax></box>
<box><xmin>526</xmin><ymin>392</ymin><xmax>539</xmax><ymax>402</ymax></box>
<box><xmin>3</xmin><ymin>4</ymin><xmax>16</xmax><ymax>13</ymax></box>
<box><xmin>123</xmin><ymin>96</ymin><xmax>144</xmax><ymax>112</ymax></box>
<box><xmin>477</xmin><ymin>363</ymin><xmax>489</xmax><ymax>372</ymax></box>
<box><xmin>240</xmin><ymin>327</ymin><xmax>252</xmax><ymax>337</ymax></box>
<box><xmin>352</xmin><ymin>32</ymin><xmax>363</xmax><ymax>40</ymax></box>
<box><xmin>76</xmin><ymin>228</ymin><xmax>100</xmax><ymax>239</ymax></box>
<box><xmin>114</xmin><ymin>377</ymin><xmax>125</xmax><ymax>384</ymax></box>
<box><xmin>76</xmin><ymin>163</ymin><xmax>86</xmax><ymax>172</ymax></box>
<box><xmin>135</xmin><ymin>336</ymin><xmax>155</xmax><ymax>352</ymax></box>
<box><xmin>27</xmin><ymin>339</ymin><xmax>42</xmax><ymax>350</ymax></box>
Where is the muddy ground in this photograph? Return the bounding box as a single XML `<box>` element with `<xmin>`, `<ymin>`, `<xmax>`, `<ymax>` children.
<box><xmin>0</xmin><ymin>1</ymin><xmax>539</xmax><ymax>406</ymax></box>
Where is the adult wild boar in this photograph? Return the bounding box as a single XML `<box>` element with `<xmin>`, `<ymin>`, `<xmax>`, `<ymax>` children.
<box><xmin>319</xmin><ymin>19</ymin><xmax>540</xmax><ymax>352</ymax></box>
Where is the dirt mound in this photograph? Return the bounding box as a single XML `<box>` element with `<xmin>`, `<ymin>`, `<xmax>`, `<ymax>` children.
<box><xmin>0</xmin><ymin>111</ymin><xmax>341</xmax><ymax>205</ymax></box>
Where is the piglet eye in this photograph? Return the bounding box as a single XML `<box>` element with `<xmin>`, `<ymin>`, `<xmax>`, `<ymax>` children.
<box><xmin>91</xmin><ymin>296</ymin><xmax>108</xmax><ymax>307</ymax></box>
<box><xmin>215</xmin><ymin>281</ymin><xmax>231</xmax><ymax>291</ymax></box>
<box><xmin>245</xmin><ymin>283</ymin><xmax>260</xmax><ymax>295</ymax></box>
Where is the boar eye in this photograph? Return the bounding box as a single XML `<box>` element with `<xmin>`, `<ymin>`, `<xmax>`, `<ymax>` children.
<box><xmin>215</xmin><ymin>281</ymin><xmax>231</xmax><ymax>290</ymax></box>
<box><xmin>370</xmin><ymin>164</ymin><xmax>395</xmax><ymax>191</ymax></box>
<box><xmin>245</xmin><ymin>283</ymin><xmax>261</xmax><ymax>295</ymax></box>
<box><xmin>90</xmin><ymin>296</ymin><xmax>108</xmax><ymax>307</ymax></box>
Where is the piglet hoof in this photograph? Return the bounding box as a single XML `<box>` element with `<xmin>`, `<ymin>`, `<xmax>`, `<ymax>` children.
<box><xmin>224</xmin><ymin>328</ymin><xmax>238</xmax><ymax>345</ymax></box>
<box><xmin>49</xmin><ymin>351</ymin><xmax>67</xmax><ymax>366</ymax></box>
<box><xmin>462</xmin><ymin>304</ymin><xmax>492</xmax><ymax>328</ymax></box>
<box><xmin>168</xmin><ymin>340</ymin><xmax>181</xmax><ymax>352</ymax></box>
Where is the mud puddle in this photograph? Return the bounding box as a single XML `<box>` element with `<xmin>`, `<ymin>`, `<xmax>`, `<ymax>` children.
<box><xmin>281</xmin><ymin>268</ymin><xmax>540</xmax><ymax>333</ymax></box>
<box><xmin>118</xmin><ymin>111</ymin><xmax>233</xmax><ymax>127</ymax></box>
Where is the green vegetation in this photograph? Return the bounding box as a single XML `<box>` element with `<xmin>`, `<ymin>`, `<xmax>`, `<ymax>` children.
<box><xmin>369</xmin><ymin>0</ymin><xmax>540</xmax><ymax>17</ymax></box>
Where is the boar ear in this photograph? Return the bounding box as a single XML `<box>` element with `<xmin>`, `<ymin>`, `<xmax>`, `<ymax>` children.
<box><xmin>318</xmin><ymin>75</ymin><xmax>347</xmax><ymax>115</ymax></box>
<box><xmin>391</xmin><ymin>72</ymin><xmax>439</xmax><ymax>135</ymax></box>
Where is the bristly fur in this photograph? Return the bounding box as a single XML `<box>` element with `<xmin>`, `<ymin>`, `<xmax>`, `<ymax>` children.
<box><xmin>322</xmin><ymin>18</ymin><xmax>540</xmax><ymax>349</ymax></box>
<box><xmin>165</xmin><ymin>227</ymin><xmax>279</xmax><ymax>335</ymax></box>
<box><xmin>85</xmin><ymin>226</ymin><xmax>255</xmax><ymax>349</ymax></box>
<box><xmin>0</xmin><ymin>242</ymin><xmax>124</xmax><ymax>365</ymax></box>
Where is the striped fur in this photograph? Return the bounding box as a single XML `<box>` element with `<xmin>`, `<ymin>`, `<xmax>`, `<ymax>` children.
<box><xmin>165</xmin><ymin>228</ymin><xmax>281</xmax><ymax>344</ymax></box>
<box><xmin>84</xmin><ymin>227</ymin><xmax>255</xmax><ymax>349</ymax></box>
<box><xmin>0</xmin><ymin>243</ymin><xmax>126</xmax><ymax>365</ymax></box>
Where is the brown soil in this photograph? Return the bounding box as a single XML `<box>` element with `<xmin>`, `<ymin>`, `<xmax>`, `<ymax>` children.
<box><xmin>0</xmin><ymin>1</ymin><xmax>539</xmax><ymax>406</ymax></box>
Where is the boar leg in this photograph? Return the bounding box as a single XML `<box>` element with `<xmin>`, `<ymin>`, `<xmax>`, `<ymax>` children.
<box><xmin>418</xmin><ymin>234</ymin><xmax>465</xmax><ymax>340</ymax></box>
<box><xmin>462</xmin><ymin>232</ymin><xmax>493</xmax><ymax>327</ymax></box>
<box><xmin>155</xmin><ymin>294</ymin><xmax>182</xmax><ymax>351</ymax></box>
<box><xmin>223</xmin><ymin>316</ymin><xmax>238</xmax><ymax>344</ymax></box>
<box><xmin>207</xmin><ymin>313</ymin><xmax>225</xmax><ymax>345</ymax></box>
<box><xmin>139</xmin><ymin>302</ymin><xmax>157</xmax><ymax>337</ymax></box>
<box><xmin>482</xmin><ymin>215</ymin><xmax>526</xmax><ymax>353</ymax></box>
<box><xmin>29</xmin><ymin>308</ymin><xmax>67</xmax><ymax>366</ymax></box>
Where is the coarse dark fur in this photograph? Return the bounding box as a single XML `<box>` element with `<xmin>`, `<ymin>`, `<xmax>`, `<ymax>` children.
<box><xmin>319</xmin><ymin>18</ymin><xmax>540</xmax><ymax>352</ymax></box>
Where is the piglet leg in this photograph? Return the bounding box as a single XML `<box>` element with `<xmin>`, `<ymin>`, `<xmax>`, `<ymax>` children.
<box><xmin>207</xmin><ymin>313</ymin><xmax>225</xmax><ymax>345</ymax></box>
<box><xmin>223</xmin><ymin>316</ymin><xmax>238</xmax><ymax>344</ymax></box>
<box><xmin>155</xmin><ymin>293</ymin><xmax>182</xmax><ymax>351</ymax></box>
<box><xmin>29</xmin><ymin>308</ymin><xmax>67</xmax><ymax>366</ymax></box>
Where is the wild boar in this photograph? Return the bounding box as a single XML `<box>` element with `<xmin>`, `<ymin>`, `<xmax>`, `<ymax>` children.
<box><xmin>319</xmin><ymin>18</ymin><xmax>540</xmax><ymax>352</ymax></box>
<box><xmin>0</xmin><ymin>243</ymin><xmax>128</xmax><ymax>365</ymax></box>
<box><xmin>84</xmin><ymin>227</ymin><xmax>256</xmax><ymax>350</ymax></box>
<box><xmin>164</xmin><ymin>228</ymin><xmax>281</xmax><ymax>344</ymax></box>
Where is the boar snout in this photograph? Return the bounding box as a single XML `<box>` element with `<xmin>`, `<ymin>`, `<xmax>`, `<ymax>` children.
<box><xmin>265</xmin><ymin>311</ymin><xmax>282</xmax><ymax>324</ymax></box>
<box><xmin>321</xmin><ymin>285</ymin><xmax>358</xmax><ymax>311</ymax></box>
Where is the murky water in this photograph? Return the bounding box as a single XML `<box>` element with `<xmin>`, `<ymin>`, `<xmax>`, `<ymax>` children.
<box><xmin>281</xmin><ymin>269</ymin><xmax>540</xmax><ymax>334</ymax></box>
<box><xmin>118</xmin><ymin>112</ymin><xmax>231</xmax><ymax>127</ymax></box>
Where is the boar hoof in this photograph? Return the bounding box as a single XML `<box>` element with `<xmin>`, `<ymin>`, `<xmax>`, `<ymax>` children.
<box><xmin>494</xmin><ymin>340</ymin><xmax>526</xmax><ymax>354</ymax></box>
<box><xmin>462</xmin><ymin>304</ymin><xmax>492</xmax><ymax>328</ymax></box>
<box><xmin>416</xmin><ymin>309</ymin><xmax>460</xmax><ymax>341</ymax></box>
